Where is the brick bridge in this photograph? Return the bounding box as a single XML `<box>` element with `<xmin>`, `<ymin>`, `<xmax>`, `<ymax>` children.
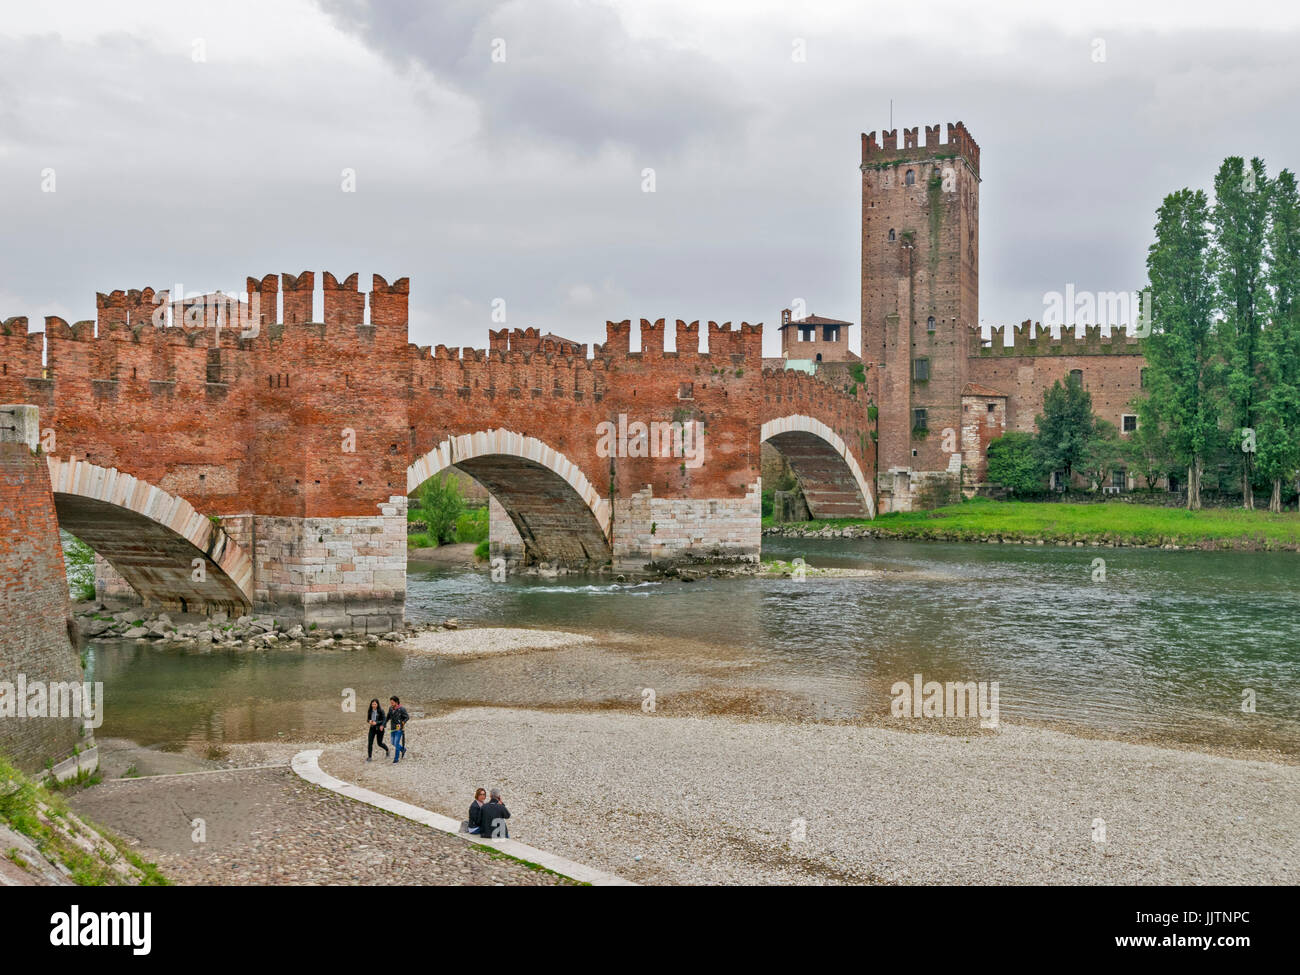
<box><xmin>1</xmin><ymin>272</ymin><xmax>874</xmax><ymax>632</ymax></box>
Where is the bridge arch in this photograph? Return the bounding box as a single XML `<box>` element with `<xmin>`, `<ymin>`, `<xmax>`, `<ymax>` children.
<box><xmin>47</xmin><ymin>457</ymin><xmax>253</xmax><ymax>612</ymax></box>
<box><xmin>407</xmin><ymin>429</ymin><xmax>612</xmax><ymax>566</ymax></box>
<box><xmin>760</xmin><ymin>414</ymin><xmax>876</xmax><ymax>519</ymax></box>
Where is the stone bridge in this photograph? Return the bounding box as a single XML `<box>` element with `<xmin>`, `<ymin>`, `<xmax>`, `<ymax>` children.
<box><xmin>0</xmin><ymin>271</ymin><xmax>874</xmax><ymax>632</ymax></box>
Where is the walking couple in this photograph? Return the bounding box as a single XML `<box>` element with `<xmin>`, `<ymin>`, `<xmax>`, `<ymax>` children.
<box><xmin>366</xmin><ymin>696</ymin><xmax>409</xmax><ymax>764</ymax></box>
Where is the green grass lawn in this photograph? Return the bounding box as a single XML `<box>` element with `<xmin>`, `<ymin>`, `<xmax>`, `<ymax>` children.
<box><xmin>773</xmin><ymin>499</ymin><xmax>1300</xmax><ymax>549</ymax></box>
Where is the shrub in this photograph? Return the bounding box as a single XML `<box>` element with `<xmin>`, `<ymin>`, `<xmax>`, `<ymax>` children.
<box><xmin>474</xmin><ymin>540</ymin><xmax>490</xmax><ymax>561</ymax></box>
<box><xmin>61</xmin><ymin>532</ymin><xmax>95</xmax><ymax>602</ymax></box>
<box><xmin>411</xmin><ymin>474</ymin><xmax>464</xmax><ymax>545</ymax></box>
<box><xmin>454</xmin><ymin>507</ymin><xmax>489</xmax><ymax>544</ymax></box>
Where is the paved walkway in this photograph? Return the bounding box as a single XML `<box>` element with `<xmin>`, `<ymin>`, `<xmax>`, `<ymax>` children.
<box><xmin>292</xmin><ymin>750</ymin><xmax>632</xmax><ymax>886</ymax></box>
<box><xmin>68</xmin><ymin>764</ymin><xmax>580</xmax><ymax>886</ymax></box>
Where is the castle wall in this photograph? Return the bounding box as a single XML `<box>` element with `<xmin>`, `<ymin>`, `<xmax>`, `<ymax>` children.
<box><xmin>968</xmin><ymin>324</ymin><xmax>1147</xmax><ymax>435</ymax></box>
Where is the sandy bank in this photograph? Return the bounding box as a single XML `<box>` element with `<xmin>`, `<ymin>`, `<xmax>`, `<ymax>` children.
<box><xmin>397</xmin><ymin>627</ymin><xmax>595</xmax><ymax>657</ymax></box>
<box><xmin>318</xmin><ymin>706</ymin><xmax>1299</xmax><ymax>886</ymax></box>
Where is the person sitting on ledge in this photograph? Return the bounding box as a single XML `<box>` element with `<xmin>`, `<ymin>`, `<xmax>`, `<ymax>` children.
<box><xmin>480</xmin><ymin>789</ymin><xmax>511</xmax><ymax>839</ymax></box>
<box><xmin>466</xmin><ymin>788</ymin><xmax>486</xmax><ymax>834</ymax></box>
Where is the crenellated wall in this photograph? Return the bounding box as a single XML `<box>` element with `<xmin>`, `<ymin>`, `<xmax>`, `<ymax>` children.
<box><xmin>1</xmin><ymin>278</ymin><xmax>874</xmax><ymax>618</ymax></box>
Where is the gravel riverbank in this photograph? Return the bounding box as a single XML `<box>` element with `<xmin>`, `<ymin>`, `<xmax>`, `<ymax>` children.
<box><xmin>319</xmin><ymin>707</ymin><xmax>1299</xmax><ymax>886</ymax></box>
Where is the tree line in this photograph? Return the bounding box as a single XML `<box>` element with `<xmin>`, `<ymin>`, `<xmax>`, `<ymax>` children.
<box><xmin>986</xmin><ymin>156</ymin><xmax>1300</xmax><ymax>512</ymax></box>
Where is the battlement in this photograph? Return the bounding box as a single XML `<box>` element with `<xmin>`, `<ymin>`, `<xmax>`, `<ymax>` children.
<box><xmin>970</xmin><ymin>321</ymin><xmax>1144</xmax><ymax>356</ymax></box>
<box><xmin>594</xmin><ymin>319</ymin><xmax>763</xmax><ymax>359</ymax></box>
<box><xmin>861</xmin><ymin>120</ymin><xmax>980</xmax><ymax>175</ymax></box>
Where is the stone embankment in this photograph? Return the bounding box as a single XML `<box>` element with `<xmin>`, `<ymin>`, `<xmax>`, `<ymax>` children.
<box><xmin>72</xmin><ymin>602</ymin><xmax>461</xmax><ymax>650</ymax></box>
<box><xmin>763</xmin><ymin>523</ymin><xmax>1268</xmax><ymax>551</ymax></box>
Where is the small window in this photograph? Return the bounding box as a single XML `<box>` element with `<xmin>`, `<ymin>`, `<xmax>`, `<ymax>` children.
<box><xmin>912</xmin><ymin>408</ymin><xmax>928</xmax><ymax>431</ymax></box>
<box><xmin>815</xmin><ymin>353</ymin><xmax>823</xmax><ymax>362</ymax></box>
<box><xmin>888</xmin><ymin>228</ymin><xmax>896</xmax><ymax>242</ymax></box>
<box><xmin>1122</xmin><ymin>414</ymin><xmax>1138</xmax><ymax>433</ymax></box>
<box><xmin>800</xmin><ymin>326</ymin><xmax>814</xmax><ymax>342</ymax></box>
<box><xmin>1069</xmin><ymin>369</ymin><xmax>1083</xmax><ymax>385</ymax></box>
<box><xmin>926</xmin><ymin>316</ymin><xmax>936</xmax><ymax>332</ymax></box>
<box><xmin>912</xmin><ymin>358</ymin><xmax>930</xmax><ymax>382</ymax></box>
<box><xmin>905</xmin><ymin>169</ymin><xmax>915</xmax><ymax>186</ymax></box>
<box><xmin>987</xmin><ymin>402</ymin><xmax>996</xmax><ymax>412</ymax></box>
<box><xmin>678</xmin><ymin>382</ymin><xmax>693</xmax><ymax>399</ymax></box>
<box><xmin>825</xmin><ymin>326</ymin><xmax>840</xmax><ymax>343</ymax></box>
<box><xmin>1112</xmin><ymin>469</ymin><xmax>1127</xmax><ymax>489</ymax></box>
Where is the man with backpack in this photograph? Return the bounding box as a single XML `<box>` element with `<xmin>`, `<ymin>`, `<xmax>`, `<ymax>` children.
<box><xmin>387</xmin><ymin>695</ymin><xmax>409</xmax><ymax>764</ymax></box>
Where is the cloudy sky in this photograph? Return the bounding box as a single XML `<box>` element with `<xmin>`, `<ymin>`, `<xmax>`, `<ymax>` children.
<box><xmin>3</xmin><ymin>0</ymin><xmax>1299</xmax><ymax>356</ymax></box>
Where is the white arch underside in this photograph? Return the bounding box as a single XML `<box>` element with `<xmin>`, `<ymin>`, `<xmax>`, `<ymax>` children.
<box><xmin>407</xmin><ymin>429</ymin><xmax>611</xmax><ymax>536</ymax></box>
<box><xmin>760</xmin><ymin>414</ymin><xmax>876</xmax><ymax>519</ymax></box>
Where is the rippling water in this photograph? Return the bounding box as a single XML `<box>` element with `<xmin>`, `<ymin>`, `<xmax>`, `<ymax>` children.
<box><xmin>84</xmin><ymin>539</ymin><xmax>1300</xmax><ymax>754</ymax></box>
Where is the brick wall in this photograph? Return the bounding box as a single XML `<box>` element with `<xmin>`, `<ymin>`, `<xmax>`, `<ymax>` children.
<box><xmin>0</xmin><ymin>407</ymin><xmax>84</xmax><ymax>773</ymax></box>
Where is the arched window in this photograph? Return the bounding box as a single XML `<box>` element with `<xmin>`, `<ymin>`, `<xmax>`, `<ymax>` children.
<box><xmin>926</xmin><ymin>316</ymin><xmax>936</xmax><ymax>332</ymax></box>
<box><xmin>816</xmin><ymin>353</ymin><xmax>823</xmax><ymax>362</ymax></box>
<box><xmin>905</xmin><ymin>169</ymin><xmax>915</xmax><ymax>186</ymax></box>
<box><xmin>1070</xmin><ymin>369</ymin><xmax>1083</xmax><ymax>385</ymax></box>
<box><xmin>888</xmin><ymin>228</ymin><xmax>896</xmax><ymax>242</ymax></box>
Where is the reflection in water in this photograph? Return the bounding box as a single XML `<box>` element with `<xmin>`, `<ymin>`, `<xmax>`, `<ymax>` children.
<box><xmin>87</xmin><ymin>539</ymin><xmax>1300</xmax><ymax>754</ymax></box>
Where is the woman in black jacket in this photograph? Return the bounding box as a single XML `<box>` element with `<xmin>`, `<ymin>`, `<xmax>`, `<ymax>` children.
<box><xmin>366</xmin><ymin>698</ymin><xmax>388</xmax><ymax>761</ymax></box>
<box><xmin>467</xmin><ymin>788</ymin><xmax>486</xmax><ymax>834</ymax></box>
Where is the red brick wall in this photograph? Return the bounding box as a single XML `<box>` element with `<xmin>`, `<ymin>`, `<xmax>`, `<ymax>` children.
<box><xmin>0</xmin><ymin>438</ymin><xmax>83</xmax><ymax>772</ymax></box>
<box><xmin>2</xmin><ymin>284</ymin><xmax>873</xmax><ymax>531</ymax></box>
<box><xmin>968</xmin><ymin>325</ymin><xmax>1146</xmax><ymax>434</ymax></box>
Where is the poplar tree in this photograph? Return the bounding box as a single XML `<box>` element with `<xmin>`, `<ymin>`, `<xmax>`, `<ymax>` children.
<box><xmin>1211</xmin><ymin>157</ymin><xmax>1272</xmax><ymax>507</ymax></box>
<box><xmin>1033</xmin><ymin>373</ymin><xmax>1095</xmax><ymax>485</ymax></box>
<box><xmin>1143</xmin><ymin>188</ymin><xmax>1218</xmax><ymax>509</ymax></box>
<box><xmin>1258</xmin><ymin>169</ymin><xmax>1300</xmax><ymax>512</ymax></box>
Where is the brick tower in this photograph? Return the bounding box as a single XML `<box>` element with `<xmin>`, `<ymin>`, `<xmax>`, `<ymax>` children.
<box><xmin>860</xmin><ymin>121</ymin><xmax>981</xmax><ymax>510</ymax></box>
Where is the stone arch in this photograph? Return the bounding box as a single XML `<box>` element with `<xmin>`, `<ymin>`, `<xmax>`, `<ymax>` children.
<box><xmin>47</xmin><ymin>457</ymin><xmax>253</xmax><ymax>612</ymax></box>
<box><xmin>407</xmin><ymin>430</ymin><xmax>612</xmax><ymax>566</ymax></box>
<box><xmin>760</xmin><ymin>415</ymin><xmax>876</xmax><ymax>519</ymax></box>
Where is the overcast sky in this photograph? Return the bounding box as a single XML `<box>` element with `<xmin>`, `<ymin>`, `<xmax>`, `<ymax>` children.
<box><xmin>3</xmin><ymin>0</ymin><xmax>1300</xmax><ymax>356</ymax></box>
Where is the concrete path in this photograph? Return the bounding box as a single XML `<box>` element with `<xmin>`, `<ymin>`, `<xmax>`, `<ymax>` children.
<box><xmin>291</xmin><ymin>750</ymin><xmax>634</xmax><ymax>886</ymax></box>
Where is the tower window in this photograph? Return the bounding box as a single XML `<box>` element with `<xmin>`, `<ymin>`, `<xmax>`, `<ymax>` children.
<box><xmin>1069</xmin><ymin>369</ymin><xmax>1083</xmax><ymax>385</ymax></box>
<box><xmin>905</xmin><ymin>169</ymin><xmax>915</xmax><ymax>186</ymax></box>
<box><xmin>1122</xmin><ymin>414</ymin><xmax>1138</xmax><ymax>433</ymax></box>
<box><xmin>912</xmin><ymin>357</ymin><xmax>930</xmax><ymax>382</ymax></box>
<box><xmin>912</xmin><ymin>408</ymin><xmax>928</xmax><ymax>431</ymax></box>
<box><xmin>888</xmin><ymin>228</ymin><xmax>896</xmax><ymax>242</ymax></box>
<box><xmin>926</xmin><ymin>316</ymin><xmax>936</xmax><ymax>332</ymax></box>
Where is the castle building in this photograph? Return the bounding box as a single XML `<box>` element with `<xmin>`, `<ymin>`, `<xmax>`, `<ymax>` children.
<box><xmin>855</xmin><ymin>121</ymin><xmax>1149</xmax><ymax>510</ymax></box>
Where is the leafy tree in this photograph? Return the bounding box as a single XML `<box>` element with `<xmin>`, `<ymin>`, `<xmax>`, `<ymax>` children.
<box><xmin>1033</xmin><ymin>372</ymin><xmax>1095</xmax><ymax>484</ymax></box>
<box><xmin>1122</xmin><ymin>416</ymin><xmax>1176</xmax><ymax>491</ymax></box>
<box><xmin>985</xmin><ymin>432</ymin><xmax>1042</xmax><ymax>495</ymax></box>
<box><xmin>1258</xmin><ymin>169</ymin><xmax>1300</xmax><ymax>511</ymax></box>
<box><xmin>1081</xmin><ymin>420</ymin><xmax>1125</xmax><ymax>492</ymax></box>
<box><xmin>413</xmin><ymin>473</ymin><xmax>464</xmax><ymax>545</ymax></box>
<box><xmin>61</xmin><ymin>531</ymin><xmax>96</xmax><ymax>601</ymax></box>
<box><xmin>1144</xmin><ymin>188</ymin><xmax>1219</xmax><ymax>509</ymax></box>
<box><xmin>1211</xmin><ymin>157</ymin><xmax>1272</xmax><ymax>508</ymax></box>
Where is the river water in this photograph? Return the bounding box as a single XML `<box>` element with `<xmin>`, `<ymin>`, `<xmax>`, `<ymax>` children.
<box><xmin>84</xmin><ymin>538</ymin><xmax>1300</xmax><ymax>756</ymax></box>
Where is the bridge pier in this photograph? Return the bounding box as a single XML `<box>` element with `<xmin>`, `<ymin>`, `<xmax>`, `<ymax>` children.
<box><xmin>219</xmin><ymin>500</ymin><xmax>408</xmax><ymax>634</ymax></box>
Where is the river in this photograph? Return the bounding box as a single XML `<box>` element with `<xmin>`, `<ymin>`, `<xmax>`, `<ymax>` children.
<box><xmin>83</xmin><ymin>538</ymin><xmax>1300</xmax><ymax>756</ymax></box>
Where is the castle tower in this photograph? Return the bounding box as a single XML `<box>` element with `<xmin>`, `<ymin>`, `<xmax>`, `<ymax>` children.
<box><xmin>860</xmin><ymin>121</ymin><xmax>981</xmax><ymax>509</ymax></box>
